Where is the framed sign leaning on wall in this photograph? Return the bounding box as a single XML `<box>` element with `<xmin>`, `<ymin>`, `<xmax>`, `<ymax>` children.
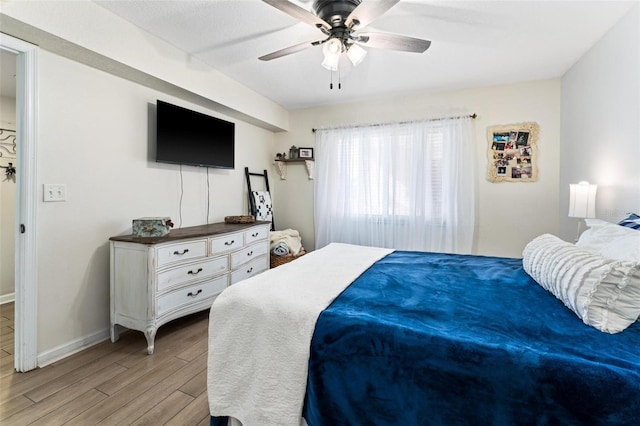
<box><xmin>487</xmin><ymin>122</ymin><xmax>539</xmax><ymax>183</ymax></box>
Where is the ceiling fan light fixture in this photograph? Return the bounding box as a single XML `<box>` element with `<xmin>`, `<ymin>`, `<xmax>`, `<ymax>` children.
<box><xmin>321</xmin><ymin>52</ymin><xmax>340</xmax><ymax>71</ymax></box>
<box><xmin>260</xmin><ymin>0</ymin><xmax>431</xmax><ymax>71</ymax></box>
<box><xmin>323</xmin><ymin>37</ymin><xmax>343</xmax><ymax>55</ymax></box>
<box><xmin>322</xmin><ymin>38</ymin><xmax>343</xmax><ymax>71</ymax></box>
<box><xmin>347</xmin><ymin>43</ymin><xmax>367</xmax><ymax>66</ymax></box>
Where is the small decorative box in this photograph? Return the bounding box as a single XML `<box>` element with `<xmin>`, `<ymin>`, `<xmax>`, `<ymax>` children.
<box><xmin>132</xmin><ymin>217</ymin><xmax>174</xmax><ymax>237</ymax></box>
<box><xmin>224</xmin><ymin>215</ymin><xmax>255</xmax><ymax>224</ymax></box>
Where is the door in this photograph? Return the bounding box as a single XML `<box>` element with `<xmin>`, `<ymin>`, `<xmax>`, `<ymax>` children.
<box><xmin>0</xmin><ymin>33</ymin><xmax>39</xmax><ymax>372</ymax></box>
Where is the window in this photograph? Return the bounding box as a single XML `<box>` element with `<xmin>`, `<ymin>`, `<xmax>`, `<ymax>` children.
<box><xmin>314</xmin><ymin>117</ymin><xmax>475</xmax><ymax>253</ymax></box>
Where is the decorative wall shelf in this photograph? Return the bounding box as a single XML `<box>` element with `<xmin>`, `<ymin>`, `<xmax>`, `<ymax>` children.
<box><xmin>274</xmin><ymin>159</ymin><xmax>314</xmax><ymax>180</ymax></box>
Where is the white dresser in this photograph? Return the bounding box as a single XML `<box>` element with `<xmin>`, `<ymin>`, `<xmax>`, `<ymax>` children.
<box><xmin>109</xmin><ymin>221</ymin><xmax>270</xmax><ymax>354</ymax></box>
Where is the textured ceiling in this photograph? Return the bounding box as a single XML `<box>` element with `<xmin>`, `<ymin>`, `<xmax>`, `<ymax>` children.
<box><xmin>42</xmin><ymin>1</ymin><xmax>640</xmax><ymax>110</ymax></box>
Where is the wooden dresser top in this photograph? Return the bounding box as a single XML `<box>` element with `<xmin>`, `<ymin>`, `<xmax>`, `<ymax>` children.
<box><xmin>109</xmin><ymin>221</ymin><xmax>271</xmax><ymax>244</ymax></box>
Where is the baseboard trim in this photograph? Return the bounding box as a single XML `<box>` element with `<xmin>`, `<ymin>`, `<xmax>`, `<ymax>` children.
<box><xmin>0</xmin><ymin>293</ymin><xmax>15</xmax><ymax>305</ymax></box>
<box><xmin>37</xmin><ymin>328</ymin><xmax>110</xmax><ymax>367</ymax></box>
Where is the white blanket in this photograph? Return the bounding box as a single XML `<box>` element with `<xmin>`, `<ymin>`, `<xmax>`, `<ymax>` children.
<box><xmin>207</xmin><ymin>243</ymin><xmax>393</xmax><ymax>426</ymax></box>
<box><xmin>269</xmin><ymin>229</ymin><xmax>303</xmax><ymax>255</ymax></box>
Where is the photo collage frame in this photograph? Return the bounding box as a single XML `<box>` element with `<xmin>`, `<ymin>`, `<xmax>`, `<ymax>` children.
<box><xmin>487</xmin><ymin>122</ymin><xmax>539</xmax><ymax>182</ymax></box>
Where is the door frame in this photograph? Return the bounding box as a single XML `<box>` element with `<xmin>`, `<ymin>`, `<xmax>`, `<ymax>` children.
<box><xmin>1</xmin><ymin>33</ymin><xmax>39</xmax><ymax>372</ymax></box>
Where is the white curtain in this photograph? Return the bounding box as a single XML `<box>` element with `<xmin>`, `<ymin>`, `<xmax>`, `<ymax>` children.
<box><xmin>314</xmin><ymin>117</ymin><xmax>475</xmax><ymax>253</ymax></box>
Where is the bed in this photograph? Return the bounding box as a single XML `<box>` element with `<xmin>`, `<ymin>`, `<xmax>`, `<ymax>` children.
<box><xmin>207</xmin><ymin>224</ymin><xmax>640</xmax><ymax>426</ymax></box>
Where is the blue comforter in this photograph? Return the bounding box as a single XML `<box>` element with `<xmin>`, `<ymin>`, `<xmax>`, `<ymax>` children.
<box><xmin>304</xmin><ymin>251</ymin><xmax>640</xmax><ymax>426</ymax></box>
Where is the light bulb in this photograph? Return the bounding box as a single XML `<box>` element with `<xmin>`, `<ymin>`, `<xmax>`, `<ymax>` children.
<box><xmin>323</xmin><ymin>38</ymin><xmax>342</xmax><ymax>55</ymax></box>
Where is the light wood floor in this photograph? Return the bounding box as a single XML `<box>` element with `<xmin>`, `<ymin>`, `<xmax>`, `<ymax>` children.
<box><xmin>0</xmin><ymin>302</ymin><xmax>212</xmax><ymax>425</ymax></box>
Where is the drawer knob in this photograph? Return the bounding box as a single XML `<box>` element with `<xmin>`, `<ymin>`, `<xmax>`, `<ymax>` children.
<box><xmin>224</xmin><ymin>240</ymin><xmax>235</xmax><ymax>246</ymax></box>
<box><xmin>247</xmin><ymin>251</ymin><xmax>253</xmax><ymax>256</ymax></box>
<box><xmin>187</xmin><ymin>268</ymin><xmax>203</xmax><ymax>275</ymax></box>
<box><xmin>251</xmin><ymin>232</ymin><xmax>259</xmax><ymax>237</ymax></box>
<box><xmin>173</xmin><ymin>249</ymin><xmax>190</xmax><ymax>255</ymax></box>
<box><xmin>246</xmin><ymin>267</ymin><xmax>253</xmax><ymax>274</ymax></box>
<box><xmin>187</xmin><ymin>289</ymin><xmax>203</xmax><ymax>297</ymax></box>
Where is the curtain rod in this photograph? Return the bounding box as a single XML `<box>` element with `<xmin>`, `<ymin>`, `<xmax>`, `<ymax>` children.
<box><xmin>312</xmin><ymin>113</ymin><xmax>477</xmax><ymax>133</ymax></box>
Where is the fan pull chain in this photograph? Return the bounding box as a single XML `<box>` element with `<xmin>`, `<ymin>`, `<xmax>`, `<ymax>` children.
<box><xmin>329</xmin><ymin>69</ymin><xmax>342</xmax><ymax>90</ymax></box>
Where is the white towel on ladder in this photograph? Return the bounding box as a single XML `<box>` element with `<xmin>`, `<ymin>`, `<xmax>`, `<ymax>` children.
<box><xmin>252</xmin><ymin>190</ymin><xmax>273</xmax><ymax>222</ymax></box>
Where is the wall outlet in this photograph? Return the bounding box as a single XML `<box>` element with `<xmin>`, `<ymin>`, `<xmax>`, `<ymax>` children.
<box><xmin>43</xmin><ymin>184</ymin><xmax>67</xmax><ymax>202</ymax></box>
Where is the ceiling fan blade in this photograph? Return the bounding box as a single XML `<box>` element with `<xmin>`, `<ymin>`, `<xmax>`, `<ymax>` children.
<box><xmin>263</xmin><ymin>0</ymin><xmax>331</xmax><ymax>30</ymax></box>
<box><xmin>346</xmin><ymin>0</ymin><xmax>400</xmax><ymax>29</ymax></box>
<box><xmin>259</xmin><ymin>39</ymin><xmax>323</xmax><ymax>61</ymax></box>
<box><xmin>356</xmin><ymin>32</ymin><xmax>431</xmax><ymax>53</ymax></box>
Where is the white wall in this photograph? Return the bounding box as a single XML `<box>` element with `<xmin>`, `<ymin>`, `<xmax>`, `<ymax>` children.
<box><xmin>35</xmin><ymin>50</ymin><xmax>274</xmax><ymax>356</ymax></box>
<box><xmin>0</xmin><ymin>95</ymin><xmax>16</xmax><ymax>300</ymax></box>
<box><xmin>0</xmin><ymin>0</ymin><xmax>287</xmax><ymax>361</ymax></box>
<box><xmin>274</xmin><ymin>79</ymin><xmax>561</xmax><ymax>258</ymax></box>
<box><xmin>560</xmin><ymin>4</ymin><xmax>640</xmax><ymax>240</ymax></box>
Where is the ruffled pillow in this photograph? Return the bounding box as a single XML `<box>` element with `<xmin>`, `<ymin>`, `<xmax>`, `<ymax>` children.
<box><xmin>523</xmin><ymin>234</ymin><xmax>640</xmax><ymax>333</ymax></box>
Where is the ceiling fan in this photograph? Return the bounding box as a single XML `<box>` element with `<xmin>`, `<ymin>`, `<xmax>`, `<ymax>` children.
<box><xmin>259</xmin><ymin>0</ymin><xmax>431</xmax><ymax>70</ymax></box>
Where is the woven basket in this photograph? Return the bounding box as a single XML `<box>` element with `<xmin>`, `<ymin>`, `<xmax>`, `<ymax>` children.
<box><xmin>271</xmin><ymin>250</ymin><xmax>306</xmax><ymax>268</ymax></box>
<box><xmin>224</xmin><ymin>215</ymin><xmax>255</xmax><ymax>224</ymax></box>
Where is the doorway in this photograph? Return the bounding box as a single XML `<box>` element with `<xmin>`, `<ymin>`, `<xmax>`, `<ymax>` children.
<box><xmin>0</xmin><ymin>49</ymin><xmax>18</xmax><ymax>375</ymax></box>
<box><xmin>0</xmin><ymin>33</ymin><xmax>39</xmax><ymax>372</ymax></box>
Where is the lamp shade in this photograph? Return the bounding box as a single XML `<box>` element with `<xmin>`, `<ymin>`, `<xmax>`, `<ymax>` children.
<box><xmin>568</xmin><ymin>181</ymin><xmax>597</xmax><ymax>218</ymax></box>
<box><xmin>347</xmin><ymin>43</ymin><xmax>367</xmax><ymax>66</ymax></box>
<box><xmin>322</xmin><ymin>39</ymin><xmax>342</xmax><ymax>71</ymax></box>
<box><xmin>321</xmin><ymin>53</ymin><xmax>340</xmax><ymax>71</ymax></box>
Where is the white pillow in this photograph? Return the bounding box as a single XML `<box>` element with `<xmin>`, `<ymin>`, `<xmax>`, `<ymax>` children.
<box><xmin>576</xmin><ymin>218</ymin><xmax>638</xmax><ymax>250</ymax></box>
<box><xmin>523</xmin><ymin>234</ymin><xmax>640</xmax><ymax>333</ymax></box>
<box><xmin>576</xmin><ymin>218</ymin><xmax>640</xmax><ymax>262</ymax></box>
<box><xmin>598</xmin><ymin>233</ymin><xmax>640</xmax><ymax>262</ymax></box>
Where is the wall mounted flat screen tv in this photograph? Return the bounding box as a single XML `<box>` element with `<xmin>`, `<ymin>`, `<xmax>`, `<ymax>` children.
<box><xmin>156</xmin><ymin>100</ymin><xmax>235</xmax><ymax>169</ymax></box>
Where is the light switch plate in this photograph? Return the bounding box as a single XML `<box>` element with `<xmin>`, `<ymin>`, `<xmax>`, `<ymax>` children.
<box><xmin>43</xmin><ymin>184</ymin><xmax>67</xmax><ymax>202</ymax></box>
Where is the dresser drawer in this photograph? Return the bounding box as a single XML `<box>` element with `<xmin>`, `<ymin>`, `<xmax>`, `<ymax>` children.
<box><xmin>245</xmin><ymin>225</ymin><xmax>269</xmax><ymax>245</ymax></box>
<box><xmin>231</xmin><ymin>256</ymin><xmax>268</xmax><ymax>285</ymax></box>
<box><xmin>157</xmin><ymin>275</ymin><xmax>228</xmax><ymax>317</ymax></box>
<box><xmin>156</xmin><ymin>240</ymin><xmax>207</xmax><ymax>268</ymax></box>
<box><xmin>231</xmin><ymin>241</ymin><xmax>269</xmax><ymax>269</ymax></box>
<box><xmin>157</xmin><ymin>256</ymin><xmax>228</xmax><ymax>292</ymax></box>
<box><xmin>210</xmin><ymin>232</ymin><xmax>244</xmax><ymax>254</ymax></box>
